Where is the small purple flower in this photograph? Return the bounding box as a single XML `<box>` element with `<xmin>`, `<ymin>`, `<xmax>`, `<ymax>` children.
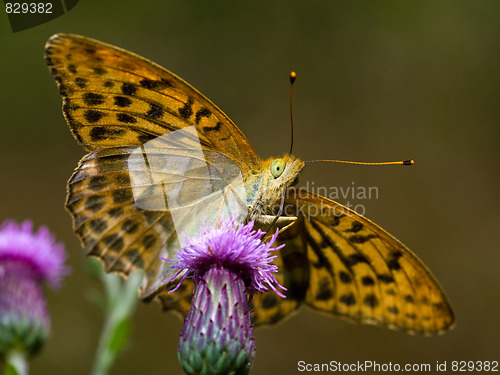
<box><xmin>167</xmin><ymin>219</ymin><xmax>285</xmax><ymax>375</ymax></box>
<box><xmin>0</xmin><ymin>219</ymin><xmax>68</xmax><ymax>358</ymax></box>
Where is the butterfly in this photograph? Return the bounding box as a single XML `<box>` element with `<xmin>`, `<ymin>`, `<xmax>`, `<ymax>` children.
<box><xmin>45</xmin><ymin>33</ymin><xmax>454</xmax><ymax>335</ymax></box>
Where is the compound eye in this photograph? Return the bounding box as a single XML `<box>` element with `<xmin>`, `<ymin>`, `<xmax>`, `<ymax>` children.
<box><xmin>270</xmin><ymin>159</ymin><xmax>286</xmax><ymax>178</ymax></box>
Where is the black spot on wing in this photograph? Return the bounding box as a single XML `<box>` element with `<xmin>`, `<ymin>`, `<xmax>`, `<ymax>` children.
<box><xmin>387</xmin><ymin>250</ymin><xmax>403</xmax><ymax>270</ymax></box>
<box><xmin>179</xmin><ymin>98</ymin><xmax>194</xmax><ymax>119</ymax></box>
<box><xmin>432</xmin><ymin>302</ymin><xmax>445</xmax><ymax>311</ymax></box>
<box><xmin>90</xmin><ymin>126</ymin><xmax>125</xmax><ymax>142</ymax></box>
<box><xmin>387</xmin><ymin>306</ymin><xmax>399</xmax><ymax>315</ymax></box>
<box><xmin>377</xmin><ymin>274</ymin><xmax>394</xmax><ymax>284</ymax></box>
<box><xmin>103</xmin><ymin>233</ymin><xmax>124</xmax><ymax>252</ymax></box>
<box><xmin>349</xmin><ymin>234</ymin><xmax>376</xmax><ymax>244</ymax></box>
<box><xmin>75</xmin><ymin>77</ymin><xmax>88</xmax><ymax>88</ymax></box>
<box><xmin>108</xmin><ymin>207</ymin><xmax>123</xmax><ymax>218</ymax></box>
<box><xmin>340</xmin><ymin>293</ymin><xmax>356</xmax><ymax>306</ymax></box>
<box><xmin>89</xmin><ymin>218</ymin><xmax>107</xmax><ymax>233</ymax></box>
<box><xmin>83</xmin><ymin>93</ymin><xmax>105</xmax><ymax>106</ymax></box>
<box><xmin>117</xmin><ymin>113</ymin><xmax>137</xmax><ymax>124</ymax></box>
<box><xmin>339</xmin><ymin>271</ymin><xmax>352</xmax><ymax>284</ymax></box>
<box><xmin>85</xmin><ymin>110</ymin><xmax>104</xmax><ymax>123</ymax></box>
<box><xmin>121</xmin><ymin>83</ymin><xmax>137</xmax><ymax>96</ymax></box>
<box><xmin>314</xmin><ymin>276</ymin><xmax>334</xmax><ymax>302</ymax></box>
<box><xmin>114</xmin><ymin>96</ymin><xmax>132</xmax><ymax>107</ymax></box>
<box><xmin>387</xmin><ymin>259</ymin><xmax>401</xmax><ymax>270</ymax></box>
<box><xmin>146</xmin><ymin>103</ymin><xmax>163</xmax><ymax>119</ymax></box>
<box><xmin>139</xmin><ymin>78</ymin><xmax>173</xmax><ymax>89</ymax></box>
<box><xmin>122</xmin><ymin>220</ymin><xmax>139</xmax><ymax>234</ymax></box>
<box><xmin>315</xmin><ymin>288</ymin><xmax>333</xmax><ymax>301</ymax></box>
<box><xmin>363</xmin><ymin>294</ymin><xmax>379</xmax><ymax>307</ymax></box>
<box><xmin>89</xmin><ymin>127</ymin><xmax>106</xmax><ymax>141</ymax></box>
<box><xmin>361</xmin><ymin>276</ymin><xmax>375</xmax><ymax>286</ymax></box>
<box><xmin>345</xmin><ymin>221</ymin><xmax>363</xmax><ymax>233</ymax></box>
<box><xmin>89</xmin><ymin>176</ymin><xmax>108</xmax><ymax>191</ymax></box>
<box><xmin>139</xmin><ymin>79</ymin><xmax>158</xmax><ymax>89</ymax></box>
<box><xmin>85</xmin><ymin>195</ymin><xmax>105</xmax><ymax>212</ymax></box>
<box><xmin>57</xmin><ymin>83</ymin><xmax>70</xmax><ymax>96</ymax></box>
<box><xmin>93</xmin><ymin>67</ymin><xmax>107</xmax><ymax>75</ymax></box>
<box><xmin>345</xmin><ymin>254</ymin><xmax>369</xmax><ymax>266</ymax></box>
<box><xmin>391</xmin><ymin>250</ymin><xmax>403</xmax><ymax>259</ymax></box>
<box><xmin>203</xmin><ymin>121</ymin><xmax>222</xmax><ymax>133</ymax></box>
<box><xmin>112</xmin><ymin>189</ymin><xmax>132</xmax><ymax>204</ymax></box>
<box><xmin>195</xmin><ymin>107</ymin><xmax>212</xmax><ymax>124</ymax></box>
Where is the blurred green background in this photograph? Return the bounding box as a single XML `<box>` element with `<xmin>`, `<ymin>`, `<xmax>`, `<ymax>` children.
<box><xmin>1</xmin><ymin>1</ymin><xmax>499</xmax><ymax>374</ymax></box>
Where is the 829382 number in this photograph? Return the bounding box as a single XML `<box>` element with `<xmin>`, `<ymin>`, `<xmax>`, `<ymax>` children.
<box><xmin>451</xmin><ymin>361</ymin><xmax>498</xmax><ymax>372</ymax></box>
<box><xmin>5</xmin><ymin>3</ymin><xmax>53</xmax><ymax>14</ymax></box>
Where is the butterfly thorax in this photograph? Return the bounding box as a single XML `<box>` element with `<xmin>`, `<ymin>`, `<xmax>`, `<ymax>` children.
<box><xmin>245</xmin><ymin>155</ymin><xmax>305</xmax><ymax>221</ymax></box>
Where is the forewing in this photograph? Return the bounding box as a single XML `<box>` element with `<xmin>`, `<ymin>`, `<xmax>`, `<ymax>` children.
<box><xmin>45</xmin><ymin>33</ymin><xmax>261</xmax><ymax>171</ymax></box>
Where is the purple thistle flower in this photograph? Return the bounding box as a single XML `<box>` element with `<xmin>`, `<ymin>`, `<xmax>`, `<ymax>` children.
<box><xmin>0</xmin><ymin>219</ymin><xmax>69</xmax><ymax>358</ymax></box>
<box><xmin>167</xmin><ymin>219</ymin><xmax>286</xmax><ymax>375</ymax></box>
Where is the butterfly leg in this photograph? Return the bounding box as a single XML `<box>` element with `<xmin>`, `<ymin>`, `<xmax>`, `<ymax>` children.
<box><xmin>258</xmin><ymin>215</ymin><xmax>297</xmax><ymax>241</ymax></box>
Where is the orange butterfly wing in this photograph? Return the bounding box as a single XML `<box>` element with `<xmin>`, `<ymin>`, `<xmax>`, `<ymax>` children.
<box><xmin>251</xmin><ymin>189</ymin><xmax>454</xmax><ymax>334</ymax></box>
<box><xmin>45</xmin><ymin>33</ymin><xmax>261</xmax><ymax>168</ymax></box>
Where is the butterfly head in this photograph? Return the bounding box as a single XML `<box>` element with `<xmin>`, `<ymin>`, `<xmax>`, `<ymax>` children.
<box><xmin>265</xmin><ymin>154</ymin><xmax>305</xmax><ymax>197</ymax></box>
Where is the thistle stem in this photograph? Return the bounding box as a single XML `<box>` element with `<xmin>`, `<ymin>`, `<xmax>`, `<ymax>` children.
<box><xmin>5</xmin><ymin>350</ymin><xmax>28</xmax><ymax>375</ymax></box>
<box><xmin>90</xmin><ymin>270</ymin><xmax>143</xmax><ymax>375</ymax></box>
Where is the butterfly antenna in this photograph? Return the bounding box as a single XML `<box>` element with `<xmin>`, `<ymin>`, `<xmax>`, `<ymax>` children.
<box><xmin>289</xmin><ymin>72</ymin><xmax>296</xmax><ymax>156</ymax></box>
<box><xmin>305</xmin><ymin>159</ymin><xmax>414</xmax><ymax>166</ymax></box>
